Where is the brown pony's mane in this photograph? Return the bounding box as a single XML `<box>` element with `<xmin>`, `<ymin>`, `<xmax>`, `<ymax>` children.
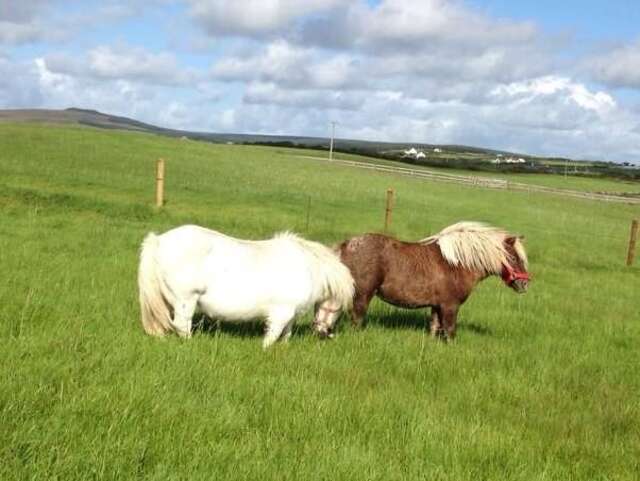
<box><xmin>420</xmin><ymin>221</ymin><xmax>528</xmax><ymax>275</ymax></box>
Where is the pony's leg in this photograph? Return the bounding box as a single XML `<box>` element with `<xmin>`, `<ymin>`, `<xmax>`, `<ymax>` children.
<box><xmin>351</xmin><ymin>290</ymin><xmax>373</xmax><ymax>328</ymax></box>
<box><xmin>263</xmin><ymin>306</ymin><xmax>295</xmax><ymax>349</ymax></box>
<box><xmin>171</xmin><ymin>295</ymin><xmax>198</xmax><ymax>339</ymax></box>
<box><xmin>430</xmin><ymin>306</ymin><xmax>443</xmax><ymax>338</ymax></box>
<box><xmin>440</xmin><ymin>305</ymin><xmax>459</xmax><ymax>341</ymax></box>
<box><xmin>280</xmin><ymin>318</ymin><xmax>296</xmax><ymax>343</ymax></box>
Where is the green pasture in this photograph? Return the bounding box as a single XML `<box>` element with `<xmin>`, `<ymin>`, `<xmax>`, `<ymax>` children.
<box><xmin>1</xmin><ymin>123</ymin><xmax>639</xmax><ymax>480</ymax></box>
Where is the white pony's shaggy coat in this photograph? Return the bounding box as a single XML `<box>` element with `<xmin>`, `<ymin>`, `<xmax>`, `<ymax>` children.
<box><xmin>138</xmin><ymin>225</ymin><xmax>354</xmax><ymax>348</ymax></box>
<box><xmin>421</xmin><ymin>221</ymin><xmax>528</xmax><ymax>276</ymax></box>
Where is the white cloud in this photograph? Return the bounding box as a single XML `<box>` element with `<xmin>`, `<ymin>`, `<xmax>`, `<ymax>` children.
<box><xmin>88</xmin><ymin>46</ymin><xmax>191</xmax><ymax>84</ymax></box>
<box><xmin>0</xmin><ymin>0</ymin><xmax>69</xmax><ymax>45</ymax></box>
<box><xmin>0</xmin><ymin>1</ymin><xmax>171</xmax><ymax>46</ymax></box>
<box><xmin>187</xmin><ymin>0</ymin><xmax>347</xmax><ymax>37</ymax></box>
<box><xmin>44</xmin><ymin>45</ymin><xmax>197</xmax><ymax>86</ymax></box>
<box><xmin>0</xmin><ymin>0</ymin><xmax>50</xmax><ymax>23</ymax></box>
<box><xmin>34</xmin><ymin>57</ymin><xmax>156</xmax><ymax>111</ymax></box>
<box><xmin>0</xmin><ymin>56</ymin><xmax>43</xmax><ymax>106</ymax></box>
<box><xmin>491</xmin><ymin>76</ymin><xmax>616</xmax><ymax>115</ymax></box>
<box><xmin>211</xmin><ymin>40</ymin><xmax>364</xmax><ymax>90</ymax></box>
<box><xmin>586</xmin><ymin>39</ymin><xmax>640</xmax><ymax>90</ymax></box>
<box><xmin>244</xmin><ymin>82</ymin><xmax>365</xmax><ymax>110</ymax></box>
<box><xmin>353</xmin><ymin>0</ymin><xmax>537</xmax><ymax>51</ymax></box>
<box><xmin>0</xmin><ymin>21</ymin><xmax>44</xmax><ymax>44</ymax></box>
<box><xmin>211</xmin><ymin>40</ymin><xmax>308</xmax><ymax>83</ymax></box>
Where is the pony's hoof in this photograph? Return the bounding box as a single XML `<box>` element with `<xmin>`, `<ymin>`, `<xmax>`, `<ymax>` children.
<box><xmin>317</xmin><ymin>331</ymin><xmax>335</xmax><ymax>340</ymax></box>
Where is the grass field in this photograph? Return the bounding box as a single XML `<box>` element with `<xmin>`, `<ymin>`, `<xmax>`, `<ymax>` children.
<box><xmin>1</xmin><ymin>123</ymin><xmax>639</xmax><ymax>481</ymax></box>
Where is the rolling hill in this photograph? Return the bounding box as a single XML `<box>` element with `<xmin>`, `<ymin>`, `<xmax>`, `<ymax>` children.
<box><xmin>0</xmin><ymin>107</ymin><xmax>520</xmax><ymax>155</ymax></box>
<box><xmin>2</xmin><ymin>107</ymin><xmax>638</xmax><ymax>180</ymax></box>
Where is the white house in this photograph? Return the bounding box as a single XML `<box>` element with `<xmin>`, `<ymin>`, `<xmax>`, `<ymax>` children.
<box><xmin>502</xmin><ymin>157</ymin><xmax>526</xmax><ymax>164</ymax></box>
<box><xmin>433</xmin><ymin>148</ymin><xmax>442</xmax><ymax>153</ymax></box>
<box><xmin>403</xmin><ymin>147</ymin><xmax>418</xmax><ymax>156</ymax></box>
<box><xmin>402</xmin><ymin>147</ymin><xmax>427</xmax><ymax>160</ymax></box>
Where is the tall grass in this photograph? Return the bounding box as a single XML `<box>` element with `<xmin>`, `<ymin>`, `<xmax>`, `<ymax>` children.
<box><xmin>1</xmin><ymin>123</ymin><xmax>639</xmax><ymax>480</ymax></box>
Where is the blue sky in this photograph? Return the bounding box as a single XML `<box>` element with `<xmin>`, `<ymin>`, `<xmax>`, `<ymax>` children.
<box><xmin>473</xmin><ymin>0</ymin><xmax>640</xmax><ymax>41</ymax></box>
<box><xmin>2</xmin><ymin>0</ymin><xmax>640</xmax><ymax>162</ymax></box>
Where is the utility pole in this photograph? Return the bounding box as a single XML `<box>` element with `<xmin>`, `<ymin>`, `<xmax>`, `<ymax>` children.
<box><xmin>329</xmin><ymin>121</ymin><xmax>336</xmax><ymax>161</ymax></box>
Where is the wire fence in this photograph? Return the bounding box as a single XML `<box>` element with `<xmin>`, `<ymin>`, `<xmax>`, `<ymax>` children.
<box><xmin>296</xmin><ymin>155</ymin><xmax>640</xmax><ymax>205</ymax></box>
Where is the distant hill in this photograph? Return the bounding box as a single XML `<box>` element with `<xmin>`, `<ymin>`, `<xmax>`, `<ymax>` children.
<box><xmin>1</xmin><ymin>107</ymin><xmax>637</xmax><ymax>180</ymax></box>
<box><xmin>0</xmin><ymin>107</ymin><xmax>514</xmax><ymax>155</ymax></box>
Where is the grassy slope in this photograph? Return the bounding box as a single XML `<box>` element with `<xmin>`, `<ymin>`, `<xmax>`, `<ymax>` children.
<box><xmin>1</xmin><ymin>123</ymin><xmax>639</xmax><ymax>481</ymax></box>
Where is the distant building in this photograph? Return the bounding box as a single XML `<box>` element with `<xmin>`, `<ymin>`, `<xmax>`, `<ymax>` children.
<box><xmin>433</xmin><ymin>148</ymin><xmax>442</xmax><ymax>153</ymax></box>
<box><xmin>403</xmin><ymin>147</ymin><xmax>418</xmax><ymax>156</ymax></box>
<box><xmin>501</xmin><ymin>157</ymin><xmax>526</xmax><ymax>164</ymax></box>
<box><xmin>494</xmin><ymin>156</ymin><xmax>526</xmax><ymax>164</ymax></box>
<box><xmin>402</xmin><ymin>147</ymin><xmax>426</xmax><ymax>160</ymax></box>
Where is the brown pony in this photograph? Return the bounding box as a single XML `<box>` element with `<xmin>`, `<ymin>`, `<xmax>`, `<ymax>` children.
<box><xmin>313</xmin><ymin>222</ymin><xmax>529</xmax><ymax>340</ymax></box>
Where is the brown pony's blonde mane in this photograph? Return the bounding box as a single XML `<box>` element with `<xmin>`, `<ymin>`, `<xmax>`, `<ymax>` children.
<box><xmin>420</xmin><ymin>221</ymin><xmax>527</xmax><ymax>275</ymax></box>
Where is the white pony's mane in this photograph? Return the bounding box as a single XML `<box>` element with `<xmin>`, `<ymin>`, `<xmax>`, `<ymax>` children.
<box><xmin>273</xmin><ymin>231</ymin><xmax>354</xmax><ymax>309</ymax></box>
<box><xmin>420</xmin><ymin>221</ymin><xmax>527</xmax><ymax>274</ymax></box>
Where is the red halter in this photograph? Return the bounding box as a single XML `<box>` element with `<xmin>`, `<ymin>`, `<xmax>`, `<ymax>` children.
<box><xmin>501</xmin><ymin>263</ymin><xmax>530</xmax><ymax>285</ymax></box>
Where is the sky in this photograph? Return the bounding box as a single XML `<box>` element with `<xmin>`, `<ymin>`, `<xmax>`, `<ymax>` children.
<box><xmin>1</xmin><ymin>0</ymin><xmax>640</xmax><ymax>162</ymax></box>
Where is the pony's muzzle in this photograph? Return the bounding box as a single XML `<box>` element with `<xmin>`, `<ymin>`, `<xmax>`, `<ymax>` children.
<box><xmin>512</xmin><ymin>279</ymin><xmax>528</xmax><ymax>293</ymax></box>
<box><xmin>314</xmin><ymin>325</ymin><xmax>335</xmax><ymax>340</ymax></box>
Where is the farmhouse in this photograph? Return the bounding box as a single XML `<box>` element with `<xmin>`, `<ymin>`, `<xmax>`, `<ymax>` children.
<box><xmin>403</xmin><ymin>147</ymin><xmax>418</xmax><ymax>156</ymax></box>
<box><xmin>493</xmin><ymin>156</ymin><xmax>526</xmax><ymax>164</ymax></box>
<box><xmin>402</xmin><ymin>147</ymin><xmax>426</xmax><ymax>160</ymax></box>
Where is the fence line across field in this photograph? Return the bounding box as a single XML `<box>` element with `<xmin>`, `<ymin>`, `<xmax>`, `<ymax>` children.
<box><xmin>295</xmin><ymin>155</ymin><xmax>640</xmax><ymax>205</ymax></box>
<box><xmin>147</xmin><ymin>157</ymin><xmax>637</xmax><ymax>265</ymax></box>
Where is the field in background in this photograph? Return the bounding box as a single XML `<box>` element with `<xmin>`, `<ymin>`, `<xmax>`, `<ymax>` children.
<box><xmin>1</xmin><ymin>123</ymin><xmax>639</xmax><ymax>481</ymax></box>
<box><xmin>300</xmin><ymin>151</ymin><xmax>640</xmax><ymax>194</ymax></box>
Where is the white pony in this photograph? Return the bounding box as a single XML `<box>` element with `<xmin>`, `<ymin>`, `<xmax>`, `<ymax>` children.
<box><xmin>138</xmin><ymin>225</ymin><xmax>354</xmax><ymax>348</ymax></box>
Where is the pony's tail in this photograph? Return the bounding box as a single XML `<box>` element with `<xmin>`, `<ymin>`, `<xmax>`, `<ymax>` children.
<box><xmin>138</xmin><ymin>233</ymin><xmax>172</xmax><ymax>336</ymax></box>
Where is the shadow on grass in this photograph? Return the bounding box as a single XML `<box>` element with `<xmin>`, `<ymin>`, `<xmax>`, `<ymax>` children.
<box><xmin>365</xmin><ymin>307</ymin><xmax>493</xmax><ymax>336</ymax></box>
<box><xmin>190</xmin><ymin>310</ymin><xmax>493</xmax><ymax>339</ymax></box>
<box><xmin>461</xmin><ymin>322</ymin><xmax>493</xmax><ymax>336</ymax></box>
<box><xmin>368</xmin><ymin>308</ymin><xmax>426</xmax><ymax>330</ymax></box>
<box><xmin>192</xmin><ymin>315</ymin><xmax>316</xmax><ymax>339</ymax></box>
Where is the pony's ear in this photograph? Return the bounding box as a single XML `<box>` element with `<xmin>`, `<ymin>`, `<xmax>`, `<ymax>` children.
<box><xmin>505</xmin><ymin>236</ymin><xmax>517</xmax><ymax>246</ymax></box>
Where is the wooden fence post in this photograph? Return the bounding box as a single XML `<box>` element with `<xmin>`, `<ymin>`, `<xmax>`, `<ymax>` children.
<box><xmin>384</xmin><ymin>188</ymin><xmax>395</xmax><ymax>232</ymax></box>
<box><xmin>155</xmin><ymin>158</ymin><xmax>165</xmax><ymax>207</ymax></box>
<box><xmin>627</xmin><ymin>219</ymin><xmax>639</xmax><ymax>266</ymax></box>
